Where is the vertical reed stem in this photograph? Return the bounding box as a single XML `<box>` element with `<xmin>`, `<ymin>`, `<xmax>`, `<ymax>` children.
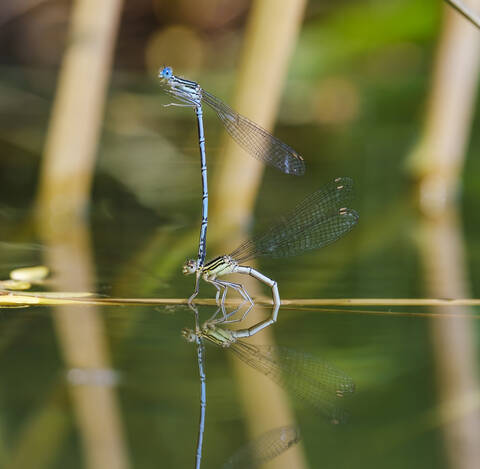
<box><xmin>211</xmin><ymin>0</ymin><xmax>307</xmax><ymax>235</ymax></box>
<box><xmin>37</xmin><ymin>0</ymin><xmax>123</xmax><ymax>219</ymax></box>
<box><xmin>407</xmin><ymin>1</ymin><xmax>480</xmax><ymax>214</ymax></box>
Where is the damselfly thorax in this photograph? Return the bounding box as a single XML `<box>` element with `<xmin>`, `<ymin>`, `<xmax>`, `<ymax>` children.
<box><xmin>202</xmin><ymin>255</ymin><xmax>239</xmax><ymax>280</ymax></box>
<box><xmin>183</xmin><ymin>177</ymin><xmax>358</xmax><ymax>318</ymax></box>
<box><xmin>183</xmin><ymin>255</ymin><xmax>280</xmax><ymax>326</ymax></box>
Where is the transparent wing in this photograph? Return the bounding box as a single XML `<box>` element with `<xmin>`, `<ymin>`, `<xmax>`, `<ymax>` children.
<box><xmin>229</xmin><ymin>341</ymin><xmax>354</xmax><ymax>424</ymax></box>
<box><xmin>221</xmin><ymin>426</ymin><xmax>300</xmax><ymax>469</ymax></box>
<box><xmin>229</xmin><ymin>177</ymin><xmax>358</xmax><ymax>263</ymax></box>
<box><xmin>202</xmin><ymin>90</ymin><xmax>305</xmax><ymax>176</ymax></box>
<box><xmin>160</xmin><ymin>84</ymin><xmax>199</xmax><ymax>106</ymax></box>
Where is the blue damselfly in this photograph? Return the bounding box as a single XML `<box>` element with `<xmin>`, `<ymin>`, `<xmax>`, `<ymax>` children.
<box><xmin>158</xmin><ymin>66</ymin><xmax>306</xmax><ymax>301</ymax></box>
<box><xmin>158</xmin><ymin>66</ymin><xmax>305</xmax><ymax>176</ymax></box>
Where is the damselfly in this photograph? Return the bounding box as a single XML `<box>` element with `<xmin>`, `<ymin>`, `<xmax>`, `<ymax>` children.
<box><xmin>182</xmin><ymin>323</ymin><xmax>355</xmax><ymax>424</ymax></box>
<box><xmin>159</xmin><ymin>65</ymin><xmax>305</xmax><ymax>303</ymax></box>
<box><xmin>158</xmin><ymin>66</ymin><xmax>305</xmax><ymax>176</ymax></box>
<box><xmin>158</xmin><ymin>66</ymin><xmax>210</xmax><ymax>273</ymax></box>
<box><xmin>221</xmin><ymin>425</ymin><xmax>301</xmax><ymax>469</ymax></box>
<box><xmin>182</xmin><ymin>177</ymin><xmax>359</xmax><ymax>329</ymax></box>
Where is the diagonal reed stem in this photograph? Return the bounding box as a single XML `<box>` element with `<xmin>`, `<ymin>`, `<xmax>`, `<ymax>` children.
<box><xmin>445</xmin><ymin>0</ymin><xmax>480</xmax><ymax>29</ymax></box>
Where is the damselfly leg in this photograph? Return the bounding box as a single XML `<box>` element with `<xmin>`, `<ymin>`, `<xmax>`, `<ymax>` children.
<box><xmin>182</xmin><ymin>177</ymin><xmax>359</xmax><ymax>328</ymax></box>
<box><xmin>202</xmin><ymin>300</ymin><xmax>279</xmax><ymax>338</ymax></box>
<box><xmin>210</xmin><ymin>279</ymin><xmax>253</xmax><ymax>306</ymax></box>
<box><xmin>206</xmin><ymin>301</ymin><xmax>254</xmax><ymax>325</ymax></box>
<box><xmin>182</xmin><ymin>320</ymin><xmax>355</xmax><ymax>424</ymax></box>
<box><xmin>159</xmin><ymin>65</ymin><xmax>307</xmax><ymax>304</ymax></box>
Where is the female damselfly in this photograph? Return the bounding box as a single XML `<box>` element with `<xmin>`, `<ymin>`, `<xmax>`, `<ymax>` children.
<box><xmin>182</xmin><ymin>177</ymin><xmax>359</xmax><ymax>324</ymax></box>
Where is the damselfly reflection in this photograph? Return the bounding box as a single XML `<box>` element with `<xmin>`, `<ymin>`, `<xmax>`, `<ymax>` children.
<box><xmin>158</xmin><ymin>66</ymin><xmax>305</xmax><ymax>176</ymax></box>
<box><xmin>183</xmin><ymin>177</ymin><xmax>359</xmax><ymax>320</ymax></box>
<box><xmin>188</xmin><ymin>303</ymin><xmax>206</xmax><ymax>469</ymax></box>
<box><xmin>182</xmin><ymin>320</ymin><xmax>355</xmax><ymax>424</ymax></box>
<box><xmin>221</xmin><ymin>425</ymin><xmax>301</xmax><ymax>469</ymax></box>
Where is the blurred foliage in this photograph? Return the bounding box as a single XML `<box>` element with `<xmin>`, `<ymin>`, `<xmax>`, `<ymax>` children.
<box><xmin>0</xmin><ymin>0</ymin><xmax>479</xmax><ymax>468</ymax></box>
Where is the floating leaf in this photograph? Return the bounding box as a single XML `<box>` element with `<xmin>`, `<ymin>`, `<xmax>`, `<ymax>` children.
<box><xmin>22</xmin><ymin>291</ymin><xmax>96</xmax><ymax>298</ymax></box>
<box><xmin>10</xmin><ymin>266</ymin><xmax>50</xmax><ymax>282</ymax></box>
<box><xmin>0</xmin><ymin>279</ymin><xmax>32</xmax><ymax>290</ymax></box>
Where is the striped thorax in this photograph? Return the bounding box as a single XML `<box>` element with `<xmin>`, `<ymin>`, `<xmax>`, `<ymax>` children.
<box><xmin>158</xmin><ymin>66</ymin><xmax>202</xmax><ymax>106</ymax></box>
<box><xmin>182</xmin><ymin>322</ymin><xmax>237</xmax><ymax>348</ymax></box>
<box><xmin>202</xmin><ymin>255</ymin><xmax>238</xmax><ymax>279</ymax></box>
<box><xmin>182</xmin><ymin>255</ymin><xmax>239</xmax><ymax>281</ymax></box>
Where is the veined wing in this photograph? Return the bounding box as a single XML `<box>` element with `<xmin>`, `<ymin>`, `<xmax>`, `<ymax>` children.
<box><xmin>221</xmin><ymin>426</ymin><xmax>300</xmax><ymax>469</ymax></box>
<box><xmin>202</xmin><ymin>89</ymin><xmax>305</xmax><ymax>176</ymax></box>
<box><xmin>230</xmin><ymin>177</ymin><xmax>358</xmax><ymax>263</ymax></box>
<box><xmin>229</xmin><ymin>340</ymin><xmax>355</xmax><ymax>424</ymax></box>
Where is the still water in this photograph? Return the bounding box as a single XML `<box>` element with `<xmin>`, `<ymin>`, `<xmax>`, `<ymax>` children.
<box><xmin>1</xmin><ymin>174</ymin><xmax>479</xmax><ymax>469</ymax></box>
<box><xmin>1</xmin><ymin>67</ymin><xmax>480</xmax><ymax>468</ymax></box>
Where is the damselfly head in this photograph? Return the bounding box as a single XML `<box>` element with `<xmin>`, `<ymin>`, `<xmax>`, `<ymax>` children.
<box><xmin>158</xmin><ymin>66</ymin><xmax>173</xmax><ymax>80</ymax></box>
<box><xmin>181</xmin><ymin>327</ymin><xmax>196</xmax><ymax>343</ymax></box>
<box><xmin>182</xmin><ymin>259</ymin><xmax>197</xmax><ymax>275</ymax></box>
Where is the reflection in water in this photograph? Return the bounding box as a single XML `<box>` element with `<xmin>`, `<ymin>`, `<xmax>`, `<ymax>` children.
<box><xmin>418</xmin><ymin>206</ymin><xmax>480</xmax><ymax>469</ymax></box>
<box><xmin>190</xmin><ymin>305</ymin><xmax>207</xmax><ymax>469</ymax></box>
<box><xmin>182</xmin><ymin>178</ymin><xmax>358</xmax><ymax>337</ymax></box>
<box><xmin>5</xmin><ymin>381</ymin><xmax>69</xmax><ymax>469</ymax></box>
<box><xmin>221</xmin><ymin>425</ymin><xmax>301</xmax><ymax>469</ymax></box>
<box><xmin>37</xmin><ymin>217</ymin><xmax>130</xmax><ymax>469</ymax></box>
<box><xmin>204</xmin><ymin>300</ymin><xmax>278</xmax><ymax>339</ymax></box>
<box><xmin>183</xmin><ymin>305</ymin><xmax>308</xmax><ymax>468</ymax></box>
<box><xmin>409</xmin><ymin>3</ymin><xmax>480</xmax><ymax>463</ymax></box>
<box><xmin>183</xmin><ymin>314</ymin><xmax>355</xmax><ymax>425</ymax></box>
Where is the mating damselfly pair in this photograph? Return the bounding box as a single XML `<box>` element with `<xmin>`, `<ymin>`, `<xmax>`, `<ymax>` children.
<box><xmin>160</xmin><ymin>67</ymin><xmax>358</xmax><ymax>469</ymax></box>
<box><xmin>158</xmin><ymin>66</ymin><xmax>359</xmax><ymax>320</ymax></box>
<box><xmin>159</xmin><ymin>65</ymin><xmax>305</xmax><ymax>277</ymax></box>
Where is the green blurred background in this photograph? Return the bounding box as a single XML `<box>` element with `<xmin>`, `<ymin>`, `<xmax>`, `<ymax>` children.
<box><xmin>1</xmin><ymin>0</ymin><xmax>480</xmax><ymax>468</ymax></box>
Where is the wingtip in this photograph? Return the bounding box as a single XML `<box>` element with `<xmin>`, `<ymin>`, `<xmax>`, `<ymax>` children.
<box><xmin>290</xmin><ymin>159</ymin><xmax>306</xmax><ymax>176</ymax></box>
